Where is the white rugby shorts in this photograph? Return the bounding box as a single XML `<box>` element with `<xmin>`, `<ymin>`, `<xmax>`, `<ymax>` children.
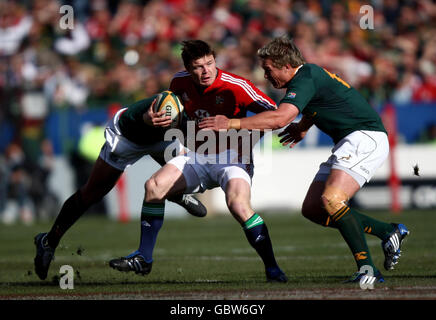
<box><xmin>313</xmin><ymin>130</ymin><xmax>389</xmax><ymax>187</ymax></box>
<box><xmin>167</xmin><ymin>149</ymin><xmax>254</xmax><ymax>193</ymax></box>
<box><xmin>99</xmin><ymin>108</ymin><xmax>184</xmax><ymax>171</ymax></box>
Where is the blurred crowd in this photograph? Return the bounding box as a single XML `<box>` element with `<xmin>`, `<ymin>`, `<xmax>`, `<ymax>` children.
<box><xmin>1</xmin><ymin>0</ymin><xmax>436</xmax><ymax>224</ymax></box>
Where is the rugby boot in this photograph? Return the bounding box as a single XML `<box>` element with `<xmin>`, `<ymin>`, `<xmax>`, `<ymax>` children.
<box><xmin>382</xmin><ymin>223</ymin><xmax>409</xmax><ymax>270</ymax></box>
<box><xmin>34</xmin><ymin>233</ymin><xmax>55</xmax><ymax>280</ymax></box>
<box><xmin>169</xmin><ymin>194</ymin><xmax>207</xmax><ymax>218</ymax></box>
<box><xmin>345</xmin><ymin>269</ymin><xmax>385</xmax><ymax>284</ymax></box>
<box><xmin>266</xmin><ymin>267</ymin><xmax>288</xmax><ymax>283</ymax></box>
<box><xmin>109</xmin><ymin>252</ymin><xmax>152</xmax><ymax>275</ymax></box>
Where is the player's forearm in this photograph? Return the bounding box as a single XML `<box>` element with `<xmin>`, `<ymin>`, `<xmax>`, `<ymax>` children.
<box><xmin>238</xmin><ymin>111</ymin><xmax>287</xmax><ymax>130</ymax></box>
<box><xmin>229</xmin><ymin>104</ymin><xmax>299</xmax><ymax>130</ymax></box>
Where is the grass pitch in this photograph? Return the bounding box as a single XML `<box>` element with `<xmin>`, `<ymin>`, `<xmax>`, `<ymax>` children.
<box><xmin>1</xmin><ymin>209</ymin><xmax>436</xmax><ymax>300</ymax></box>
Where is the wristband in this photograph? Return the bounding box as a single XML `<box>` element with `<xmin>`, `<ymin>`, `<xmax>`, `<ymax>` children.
<box><xmin>228</xmin><ymin>119</ymin><xmax>241</xmax><ymax>130</ymax></box>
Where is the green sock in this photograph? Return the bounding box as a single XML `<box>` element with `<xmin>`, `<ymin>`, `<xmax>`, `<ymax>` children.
<box><xmin>327</xmin><ymin>208</ymin><xmax>395</xmax><ymax>240</ymax></box>
<box><xmin>242</xmin><ymin>213</ymin><xmax>279</xmax><ymax>269</ymax></box>
<box><xmin>331</xmin><ymin>205</ymin><xmax>378</xmax><ymax>273</ymax></box>
<box><xmin>352</xmin><ymin>210</ymin><xmax>395</xmax><ymax>240</ymax></box>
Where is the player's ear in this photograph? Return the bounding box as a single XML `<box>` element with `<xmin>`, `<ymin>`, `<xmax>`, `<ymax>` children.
<box><xmin>284</xmin><ymin>64</ymin><xmax>293</xmax><ymax>71</ymax></box>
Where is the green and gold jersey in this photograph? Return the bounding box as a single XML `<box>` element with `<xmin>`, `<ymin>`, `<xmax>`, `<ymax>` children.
<box><xmin>280</xmin><ymin>63</ymin><xmax>386</xmax><ymax>144</ymax></box>
<box><xmin>118</xmin><ymin>95</ymin><xmax>167</xmax><ymax>145</ymax></box>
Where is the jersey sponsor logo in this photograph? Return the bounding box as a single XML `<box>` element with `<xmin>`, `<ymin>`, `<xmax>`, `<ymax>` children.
<box><xmin>287</xmin><ymin>92</ymin><xmax>296</xmax><ymax>99</ymax></box>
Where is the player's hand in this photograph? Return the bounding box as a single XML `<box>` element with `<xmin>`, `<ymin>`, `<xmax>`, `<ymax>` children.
<box><xmin>198</xmin><ymin>115</ymin><xmax>229</xmax><ymax>131</ymax></box>
<box><xmin>278</xmin><ymin>123</ymin><xmax>306</xmax><ymax>148</ymax></box>
<box><xmin>143</xmin><ymin>99</ymin><xmax>172</xmax><ymax>127</ymax></box>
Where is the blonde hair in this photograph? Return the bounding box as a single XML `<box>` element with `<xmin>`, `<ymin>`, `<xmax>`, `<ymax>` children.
<box><xmin>257</xmin><ymin>37</ymin><xmax>305</xmax><ymax>68</ymax></box>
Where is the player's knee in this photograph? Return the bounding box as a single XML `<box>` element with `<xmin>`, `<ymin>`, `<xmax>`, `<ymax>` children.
<box><xmin>321</xmin><ymin>186</ymin><xmax>349</xmax><ymax>216</ymax></box>
<box><xmin>144</xmin><ymin>179</ymin><xmax>155</xmax><ymax>202</ymax></box>
<box><xmin>226</xmin><ymin>196</ymin><xmax>243</xmax><ymax>214</ymax></box>
<box><xmin>145</xmin><ymin>178</ymin><xmax>165</xmax><ymax>202</ymax></box>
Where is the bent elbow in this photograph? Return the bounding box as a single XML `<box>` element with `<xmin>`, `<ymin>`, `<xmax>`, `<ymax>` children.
<box><xmin>273</xmin><ymin>103</ymin><xmax>298</xmax><ymax>129</ymax></box>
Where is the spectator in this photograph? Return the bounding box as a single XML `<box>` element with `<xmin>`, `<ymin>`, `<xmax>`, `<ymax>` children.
<box><xmin>1</xmin><ymin>0</ymin><xmax>436</xmax><ymax>225</ymax></box>
<box><xmin>0</xmin><ymin>1</ymin><xmax>33</xmax><ymax>57</ymax></box>
<box><xmin>1</xmin><ymin>0</ymin><xmax>435</xmax><ymax>114</ymax></box>
<box><xmin>0</xmin><ymin>143</ymin><xmax>35</xmax><ymax>225</ymax></box>
<box><xmin>44</xmin><ymin>57</ymin><xmax>90</xmax><ymax>110</ymax></box>
<box><xmin>413</xmin><ymin>40</ymin><xmax>436</xmax><ymax>102</ymax></box>
<box><xmin>53</xmin><ymin>22</ymin><xmax>91</xmax><ymax>56</ymax></box>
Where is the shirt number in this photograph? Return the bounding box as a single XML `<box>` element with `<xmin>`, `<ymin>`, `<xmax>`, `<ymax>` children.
<box><xmin>323</xmin><ymin>68</ymin><xmax>350</xmax><ymax>88</ymax></box>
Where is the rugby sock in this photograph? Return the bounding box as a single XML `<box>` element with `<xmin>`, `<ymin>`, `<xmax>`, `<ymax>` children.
<box><xmin>137</xmin><ymin>201</ymin><xmax>165</xmax><ymax>263</ymax></box>
<box><xmin>46</xmin><ymin>190</ymin><xmax>88</xmax><ymax>249</ymax></box>
<box><xmin>330</xmin><ymin>205</ymin><xmax>378</xmax><ymax>272</ymax></box>
<box><xmin>242</xmin><ymin>213</ymin><xmax>279</xmax><ymax>269</ymax></box>
<box><xmin>351</xmin><ymin>210</ymin><xmax>396</xmax><ymax>240</ymax></box>
<box><xmin>327</xmin><ymin>209</ymin><xmax>395</xmax><ymax>240</ymax></box>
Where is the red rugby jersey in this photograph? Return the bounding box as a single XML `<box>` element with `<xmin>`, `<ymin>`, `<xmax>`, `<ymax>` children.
<box><xmin>169</xmin><ymin>68</ymin><xmax>276</xmax><ymax>160</ymax></box>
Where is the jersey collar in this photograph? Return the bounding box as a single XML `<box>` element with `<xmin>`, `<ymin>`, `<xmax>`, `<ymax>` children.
<box><xmin>293</xmin><ymin>64</ymin><xmax>304</xmax><ymax>77</ymax></box>
<box><xmin>286</xmin><ymin>64</ymin><xmax>304</xmax><ymax>87</ymax></box>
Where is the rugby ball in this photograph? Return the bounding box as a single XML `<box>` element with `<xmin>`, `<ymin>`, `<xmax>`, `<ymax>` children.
<box><xmin>153</xmin><ymin>91</ymin><xmax>184</xmax><ymax>128</ymax></box>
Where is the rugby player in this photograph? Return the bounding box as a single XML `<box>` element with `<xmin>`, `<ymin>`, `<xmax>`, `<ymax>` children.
<box><xmin>33</xmin><ymin>94</ymin><xmax>207</xmax><ymax>280</ymax></box>
<box><xmin>109</xmin><ymin>40</ymin><xmax>288</xmax><ymax>282</ymax></box>
<box><xmin>200</xmin><ymin>37</ymin><xmax>409</xmax><ymax>284</ymax></box>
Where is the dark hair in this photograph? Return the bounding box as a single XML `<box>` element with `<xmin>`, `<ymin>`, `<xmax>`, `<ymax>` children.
<box><xmin>257</xmin><ymin>36</ymin><xmax>305</xmax><ymax>68</ymax></box>
<box><xmin>181</xmin><ymin>40</ymin><xmax>216</xmax><ymax>69</ymax></box>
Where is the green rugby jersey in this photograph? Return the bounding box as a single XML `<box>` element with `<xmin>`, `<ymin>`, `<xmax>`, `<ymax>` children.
<box><xmin>280</xmin><ymin>63</ymin><xmax>386</xmax><ymax>144</ymax></box>
<box><xmin>117</xmin><ymin>95</ymin><xmax>167</xmax><ymax>145</ymax></box>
